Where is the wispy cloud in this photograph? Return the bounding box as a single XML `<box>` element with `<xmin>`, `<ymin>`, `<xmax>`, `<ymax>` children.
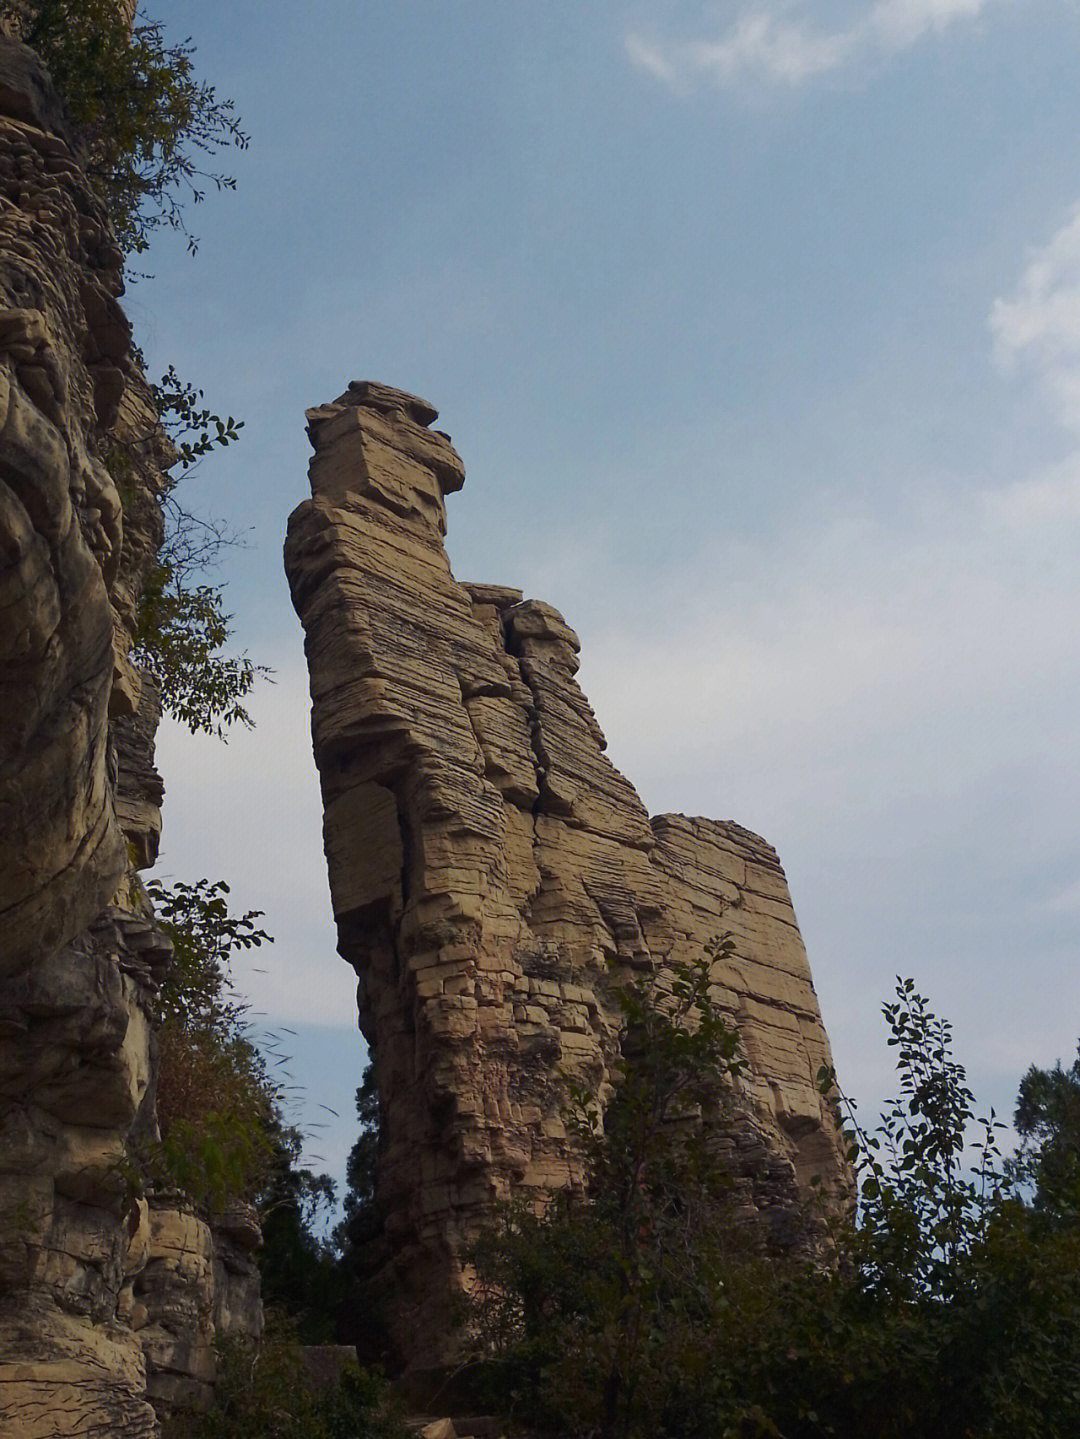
<box><xmin>985</xmin><ymin>203</ymin><xmax>1080</xmax><ymax>527</ymax></box>
<box><xmin>573</xmin><ymin>206</ymin><xmax>1080</xmax><ymax>1113</ymax></box>
<box><xmin>991</xmin><ymin>203</ymin><xmax>1080</xmax><ymax>432</ymax></box>
<box><xmin>627</xmin><ymin>0</ymin><xmax>1002</xmax><ymax>91</ymax></box>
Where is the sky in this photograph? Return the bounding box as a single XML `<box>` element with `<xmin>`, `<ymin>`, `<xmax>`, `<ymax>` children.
<box><xmin>140</xmin><ymin>0</ymin><xmax>1080</xmax><ymax>1198</ymax></box>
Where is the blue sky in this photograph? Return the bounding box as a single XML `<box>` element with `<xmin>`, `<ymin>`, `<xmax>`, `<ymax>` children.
<box><xmin>143</xmin><ymin>0</ymin><xmax>1080</xmax><ymax>1195</ymax></box>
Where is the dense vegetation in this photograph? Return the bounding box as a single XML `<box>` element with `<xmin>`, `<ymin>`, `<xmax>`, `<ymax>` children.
<box><xmin>458</xmin><ymin>969</ymin><xmax>1080</xmax><ymax>1439</ymax></box>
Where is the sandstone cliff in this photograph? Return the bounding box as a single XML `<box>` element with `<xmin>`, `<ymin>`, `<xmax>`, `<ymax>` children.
<box><xmin>0</xmin><ymin>35</ymin><xmax>258</xmax><ymax>1437</ymax></box>
<box><xmin>286</xmin><ymin>381</ymin><xmax>850</xmax><ymax>1367</ymax></box>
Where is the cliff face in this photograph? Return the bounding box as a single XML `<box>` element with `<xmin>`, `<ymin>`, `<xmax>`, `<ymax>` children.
<box><xmin>0</xmin><ymin>37</ymin><xmax>258</xmax><ymax>1437</ymax></box>
<box><xmin>286</xmin><ymin>381</ymin><xmax>850</xmax><ymax>1367</ymax></box>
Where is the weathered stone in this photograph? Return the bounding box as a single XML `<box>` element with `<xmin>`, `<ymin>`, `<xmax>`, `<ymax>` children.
<box><xmin>286</xmin><ymin>383</ymin><xmax>851</xmax><ymax>1369</ymax></box>
<box><xmin>0</xmin><ymin>33</ymin><xmax>257</xmax><ymax>1435</ymax></box>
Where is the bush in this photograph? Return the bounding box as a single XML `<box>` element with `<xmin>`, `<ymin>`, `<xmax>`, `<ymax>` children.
<box><xmin>465</xmin><ymin>969</ymin><xmax>1080</xmax><ymax>1439</ymax></box>
<box><xmin>164</xmin><ymin>1311</ymin><xmax>410</xmax><ymax>1439</ymax></box>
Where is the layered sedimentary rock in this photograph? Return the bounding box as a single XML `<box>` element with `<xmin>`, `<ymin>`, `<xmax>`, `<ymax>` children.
<box><xmin>0</xmin><ymin>34</ymin><xmax>257</xmax><ymax>1436</ymax></box>
<box><xmin>286</xmin><ymin>381</ymin><xmax>850</xmax><ymax>1366</ymax></box>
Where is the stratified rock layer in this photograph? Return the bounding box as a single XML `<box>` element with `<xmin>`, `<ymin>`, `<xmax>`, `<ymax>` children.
<box><xmin>0</xmin><ymin>33</ymin><xmax>259</xmax><ymax>1436</ymax></box>
<box><xmin>286</xmin><ymin>382</ymin><xmax>849</xmax><ymax>1366</ymax></box>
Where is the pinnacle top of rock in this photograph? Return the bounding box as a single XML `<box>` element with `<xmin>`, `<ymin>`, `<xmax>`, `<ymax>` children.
<box><xmin>336</xmin><ymin>379</ymin><xmax>439</xmax><ymax>427</ymax></box>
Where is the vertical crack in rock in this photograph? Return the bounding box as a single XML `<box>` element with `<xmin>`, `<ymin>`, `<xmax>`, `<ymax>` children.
<box><xmin>286</xmin><ymin>381</ymin><xmax>852</xmax><ymax>1369</ymax></box>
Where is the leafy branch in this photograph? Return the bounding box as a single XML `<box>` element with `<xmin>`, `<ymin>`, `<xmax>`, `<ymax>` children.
<box><xmin>7</xmin><ymin>0</ymin><xmax>249</xmax><ymax>255</ymax></box>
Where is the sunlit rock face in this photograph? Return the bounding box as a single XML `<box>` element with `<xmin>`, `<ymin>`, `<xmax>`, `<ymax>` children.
<box><xmin>286</xmin><ymin>380</ymin><xmax>851</xmax><ymax>1368</ymax></box>
<box><xmin>0</xmin><ymin>35</ymin><xmax>258</xmax><ymax>1437</ymax></box>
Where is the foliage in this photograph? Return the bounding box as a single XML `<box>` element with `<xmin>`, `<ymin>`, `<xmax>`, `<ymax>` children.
<box><xmin>334</xmin><ymin>1064</ymin><xmax>396</xmax><ymax>1365</ymax></box>
<box><xmin>126</xmin><ymin>363</ymin><xmax>268</xmax><ymax>738</ymax></box>
<box><xmin>7</xmin><ymin>0</ymin><xmax>248</xmax><ymax>255</ymax></box>
<box><xmin>153</xmin><ymin>363</ymin><xmax>244</xmax><ymax>474</ymax></box>
<box><xmin>149</xmin><ymin>878</ymin><xmax>268</xmax><ymax>1033</ymax></box>
<box><xmin>133</xmin><ymin>571</ymin><xmax>266</xmax><ymax>736</ymax></box>
<box><xmin>831</xmin><ymin>978</ymin><xmax>1009</xmax><ymax>1304</ymax></box>
<box><xmin>145</xmin><ymin>878</ymin><xmax>280</xmax><ymax>1209</ymax></box>
<box><xmin>148</xmin><ymin>875</ymin><xmax>345</xmax><ymax>1347</ymax></box>
<box><xmin>466</xmin><ymin>941</ymin><xmax>750</xmax><ymax>1438</ymax></box>
<box><xmin>164</xmin><ymin>1311</ymin><xmax>410</xmax><ymax>1439</ymax></box>
<box><xmin>124</xmin><ymin>362</ymin><xmax>266</xmax><ymax>739</ymax></box>
<box><xmin>465</xmin><ymin>969</ymin><xmax>1080</xmax><ymax>1439</ymax></box>
<box><xmin>1011</xmin><ymin>1043</ymin><xmax>1080</xmax><ymax>1224</ymax></box>
<box><xmin>335</xmin><ymin>1064</ymin><xmax>383</xmax><ymax>1257</ymax></box>
<box><xmin>258</xmin><ymin>1125</ymin><xmax>345</xmax><ymax>1344</ymax></box>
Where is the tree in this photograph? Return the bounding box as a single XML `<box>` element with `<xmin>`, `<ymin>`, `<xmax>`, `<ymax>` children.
<box><xmin>5</xmin><ymin>0</ymin><xmax>248</xmax><ymax>255</ymax></box>
<box><xmin>467</xmin><ymin>941</ymin><xmax>749</xmax><ymax>1438</ymax></box>
<box><xmin>1012</xmin><ymin>1044</ymin><xmax>1080</xmax><ymax>1224</ymax></box>
<box><xmin>334</xmin><ymin>1063</ymin><xmax>396</xmax><ymax>1365</ymax></box>
<box><xmin>465</xmin><ymin>970</ymin><xmax>1080</xmax><ymax>1439</ymax></box>
<box><xmin>126</xmin><ymin>363</ymin><xmax>269</xmax><ymax>737</ymax></box>
<box><xmin>146</xmin><ymin>878</ymin><xmax>281</xmax><ymax>1209</ymax></box>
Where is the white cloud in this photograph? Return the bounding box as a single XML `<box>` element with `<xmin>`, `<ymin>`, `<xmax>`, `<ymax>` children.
<box><xmin>627</xmin><ymin>0</ymin><xmax>1002</xmax><ymax>91</ymax></box>
<box><xmin>564</xmin><ymin>204</ymin><xmax>1080</xmax><ymax>1121</ymax></box>
<box><xmin>991</xmin><ymin>204</ymin><xmax>1080</xmax><ymax>431</ymax></box>
<box><xmin>153</xmin><ymin>655</ymin><xmax>357</xmax><ymax>1029</ymax></box>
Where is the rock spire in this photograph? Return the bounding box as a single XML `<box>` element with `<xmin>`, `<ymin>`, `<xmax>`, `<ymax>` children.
<box><xmin>286</xmin><ymin>382</ymin><xmax>850</xmax><ymax>1366</ymax></box>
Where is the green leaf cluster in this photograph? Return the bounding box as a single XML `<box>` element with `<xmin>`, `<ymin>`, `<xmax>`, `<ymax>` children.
<box><xmin>6</xmin><ymin>0</ymin><xmax>248</xmax><ymax>254</ymax></box>
<box><xmin>133</xmin><ymin>571</ymin><xmax>267</xmax><ymax>736</ymax></box>
<box><xmin>126</xmin><ymin>363</ymin><xmax>267</xmax><ymax>739</ymax></box>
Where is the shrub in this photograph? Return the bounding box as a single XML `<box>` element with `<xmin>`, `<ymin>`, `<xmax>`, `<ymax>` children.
<box><xmin>164</xmin><ymin>1311</ymin><xmax>410</xmax><ymax>1439</ymax></box>
<box><xmin>466</xmin><ymin>969</ymin><xmax>1080</xmax><ymax>1439</ymax></box>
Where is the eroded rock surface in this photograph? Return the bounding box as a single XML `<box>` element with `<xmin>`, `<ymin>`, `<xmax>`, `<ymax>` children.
<box><xmin>0</xmin><ymin>34</ymin><xmax>257</xmax><ymax>1436</ymax></box>
<box><xmin>286</xmin><ymin>381</ymin><xmax>850</xmax><ymax>1366</ymax></box>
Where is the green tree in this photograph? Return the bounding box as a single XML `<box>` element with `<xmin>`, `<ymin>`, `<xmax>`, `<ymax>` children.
<box><xmin>128</xmin><ymin>364</ymin><xmax>268</xmax><ymax>737</ymax></box>
<box><xmin>466</xmin><ymin>971</ymin><xmax>1080</xmax><ymax>1439</ymax></box>
<box><xmin>258</xmin><ymin>1127</ymin><xmax>343</xmax><ymax>1345</ymax></box>
<box><xmin>1012</xmin><ymin>1044</ymin><xmax>1080</xmax><ymax>1224</ymax></box>
<box><xmin>335</xmin><ymin>1063</ymin><xmax>396</xmax><ymax>1365</ymax></box>
<box><xmin>6</xmin><ymin>0</ymin><xmax>248</xmax><ymax>254</ymax></box>
<box><xmin>146</xmin><ymin>878</ymin><xmax>280</xmax><ymax>1209</ymax></box>
<box><xmin>467</xmin><ymin>940</ymin><xmax>748</xmax><ymax>1438</ymax></box>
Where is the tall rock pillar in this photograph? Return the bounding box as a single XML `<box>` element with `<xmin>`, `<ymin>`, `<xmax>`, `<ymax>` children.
<box><xmin>286</xmin><ymin>381</ymin><xmax>849</xmax><ymax>1367</ymax></box>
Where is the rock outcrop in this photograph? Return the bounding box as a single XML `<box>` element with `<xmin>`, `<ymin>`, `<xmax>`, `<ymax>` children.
<box><xmin>286</xmin><ymin>381</ymin><xmax>850</xmax><ymax>1367</ymax></box>
<box><xmin>0</xmin><ymin>34</ymin><xmax>259</xmax><ymax>1436</ymax></box>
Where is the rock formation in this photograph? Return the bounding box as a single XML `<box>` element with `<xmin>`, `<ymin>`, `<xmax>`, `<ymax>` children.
<box><xmin>0</xmin><ymin>34</ymin><xmax>259</xmax><ymax>1436</ymax></box>
<box><xmin>286</xmin><ymin>381</ymin><xmax>850</xmax><ymax>1367</ymax></box>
